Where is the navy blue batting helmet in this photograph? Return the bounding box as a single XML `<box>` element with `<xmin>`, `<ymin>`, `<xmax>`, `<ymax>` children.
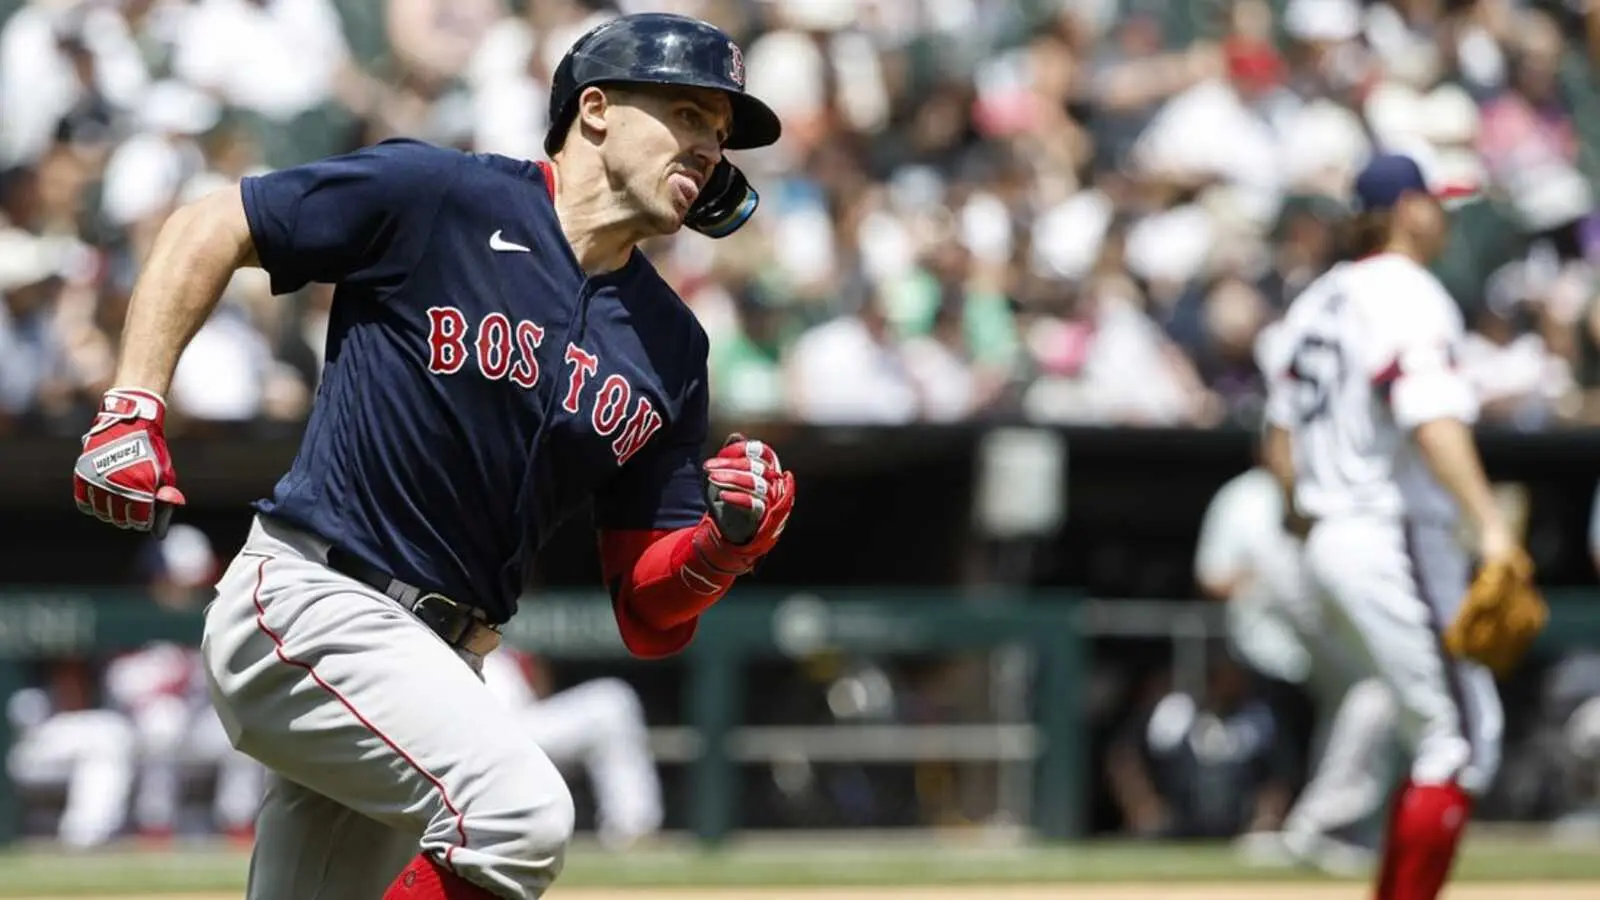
<box><xmin>544</xmin><ymin>13</ymin><xmax>782</xmax><ymax>157</ymax></box>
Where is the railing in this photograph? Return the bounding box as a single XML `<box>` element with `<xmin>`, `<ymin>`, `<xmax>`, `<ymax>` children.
<box><xmin>0</xmin><ymin>587</ymin><xmax>1593</xmax><ymax>846</ymax></box>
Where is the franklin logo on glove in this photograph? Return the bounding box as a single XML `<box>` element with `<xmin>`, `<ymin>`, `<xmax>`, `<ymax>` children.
<box><xmin>92</xmin><ymin>440</ymin><xmax>148</xmax><ymax>474</ymax></box>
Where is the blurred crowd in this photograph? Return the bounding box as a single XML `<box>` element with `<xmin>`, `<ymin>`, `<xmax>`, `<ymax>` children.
<box><xmin>4</xmin><ymin>0</ymin><xmax>1600</xmax><ymax>434</ymax></box>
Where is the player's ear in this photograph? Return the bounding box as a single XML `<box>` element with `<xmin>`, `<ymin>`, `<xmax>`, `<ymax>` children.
<box><xmin>577</xmin><ymin>85</ymin><xmax>612</xmax><ymax>143</ymax></box>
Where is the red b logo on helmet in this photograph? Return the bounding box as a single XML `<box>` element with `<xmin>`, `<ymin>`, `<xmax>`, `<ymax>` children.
<box><xmin>728</xmin><ymin>41</ymin><xmax>745</xmax><ymax>87</ymax></box>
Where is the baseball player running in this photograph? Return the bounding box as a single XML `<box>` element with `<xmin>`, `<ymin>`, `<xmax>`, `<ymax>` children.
<box><xmin>69</xmin><ymin>13</ymin><xmax>794</xmax><ymax>900</ymax></box>
<box><xmin>1264</xmin><ymin>152</ymin><xmax>1519</xmax><ymax>900</ymax></box>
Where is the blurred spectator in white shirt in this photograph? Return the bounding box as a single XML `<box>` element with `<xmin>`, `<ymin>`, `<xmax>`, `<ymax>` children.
<box><xmin>173</xmin><ymin>0</ymin><xmax>352</xmax><ymax>123</ymax></box>
<box><xmin>743</xmin><ymin>0</ymin><xmax>881</xmax><ymax>170</ymax></box>
<box><xmin>0</xmin><ymin>0</ymin><xmax>152</xmax><ymax>167</ymax></box>
<box><xmin>386</xmin><ymin>0</ymin><xmax>504</xmax><ymax>88</ymax></box>
<box><xmin>901</xmin><ymin>298</ymin><xmax>988</xmax><ymax>422</ymax></box>
<box><xmin>1460</xmin><ymin>301</ymin><xmax>1578</xmax><ymax>430</ymax></box>
<box><xmin>784</xmin><ymin>285</ymin><xmax>921</xmax><ymax>425</ymax></box>
<box><xmin>0</xmin><ymin>235</ymin><xmax>64</xmax><ymax>418</ymax></box>
<box><xmin>100</xmin><ymin>80</ymin><xmax>223</xmax><ymax>255</ymax></box>
<box><xmin>1476</xmin><ymin>9</ymin><xmax>1594</xmax><ymax>236</ymax></box>
<box><xmin>467</xmin><ymin>0</ymin><xmax>612</xmax><ymax>161</ymax></box>
<box><xmin>169</xmin><ymin>269</ymin><xmax>308</xmax><ymax>427</ymax></box>
<box><xmin>0</xmin><ymin>227</ymin><xmax>95</xmax><ymax>422</ymax></box>
<box><xmin>1023</xmin><ymin>269</ymin><xmax>1214</xmax><ymax>426</ymax></box>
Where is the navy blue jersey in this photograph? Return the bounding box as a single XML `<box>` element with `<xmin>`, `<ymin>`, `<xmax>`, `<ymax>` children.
<box><xmin>240</xmin><ymin>138</ymin><xmax>710</xmax><ymax>623</ymax></box>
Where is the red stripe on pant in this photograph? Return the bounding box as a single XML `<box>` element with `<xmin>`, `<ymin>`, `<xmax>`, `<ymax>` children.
<box><xmin>246</xmin><ymin>555</ymin><xmax>471</xmax><ymax>871</ymax></box>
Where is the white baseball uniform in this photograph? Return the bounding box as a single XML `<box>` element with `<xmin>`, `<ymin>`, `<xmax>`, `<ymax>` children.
<box><xmin>1266</xmin><ymin>252</ymin><xmax>1503</xmax><ymax>797</ymax></box>
<box><xmin>5</xmin><ymin>687</ymin><xmax>136</xmax><ymax>849</ymax></box>
<box><xmin>480</xmin><ymin>650</ymin><xmax>663</xmax><ymax>850</ymax></box>
<box><xmin>104</xmin><ymin>640</ymin><xmax>265</xmax><ymax>838</ymax></box>
<box><xmin>1196</xmin><ymin>465</ymin><xmax>1398</xmax><ymax>846</ymax></box>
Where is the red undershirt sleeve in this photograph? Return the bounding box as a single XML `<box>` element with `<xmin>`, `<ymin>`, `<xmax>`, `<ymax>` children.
<box><xmin>598</xmin><ymin>525</ymin><xmax>737</xmax><ymax>659</ymax></box>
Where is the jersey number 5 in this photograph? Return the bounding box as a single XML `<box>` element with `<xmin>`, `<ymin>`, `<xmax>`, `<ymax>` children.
<box><xmin>1288</xmin><ymin>334</ymin><xmax>1344</xmax><ymax>424</ymax></box>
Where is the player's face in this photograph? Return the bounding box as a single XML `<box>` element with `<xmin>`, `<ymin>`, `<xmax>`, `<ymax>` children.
<box><xmin>603</xmin><ymin>85</ymin><xmax>732</xmax><ymax>234</ymax></box>
<box><xmin>1399</xmin><ymin>193</ymin><xmax>1450</xmax><ymax>260</ymax></box>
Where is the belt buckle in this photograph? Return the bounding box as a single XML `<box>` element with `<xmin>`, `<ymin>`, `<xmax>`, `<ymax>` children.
<box><xmin>412</xmin><ymin>592</ymin><xmax>500</xmax><ymax>656</ymax></box>
<box><xmin>412</xmin><ymin>592</ymin><xmax>471</xmax><ymax>643</ymax></box>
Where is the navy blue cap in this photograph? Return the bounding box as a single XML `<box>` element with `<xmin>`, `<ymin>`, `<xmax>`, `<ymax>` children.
<box><xmin>1352</xmin><ymin>153</ymin><xmax>1432</xmax><ymax>212</ymax></box>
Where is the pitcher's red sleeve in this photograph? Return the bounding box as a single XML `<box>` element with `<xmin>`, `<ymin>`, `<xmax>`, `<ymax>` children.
<box><xmin>598</xmin><ymin>525</ymin><xmax>736</xmax><ymax>659</ymax></box>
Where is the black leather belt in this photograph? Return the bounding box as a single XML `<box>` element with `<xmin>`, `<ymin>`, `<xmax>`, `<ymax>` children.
<box><xmin>325</xmin><ymin>547</ymin><xmax>501</xmax><ymax>657</ymax></box>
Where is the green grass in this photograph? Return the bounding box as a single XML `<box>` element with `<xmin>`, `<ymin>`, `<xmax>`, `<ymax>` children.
<box><xmin>0</xmin><ymin>834</ymin><xmax>1595</xmax><ymax>895</ymax></box>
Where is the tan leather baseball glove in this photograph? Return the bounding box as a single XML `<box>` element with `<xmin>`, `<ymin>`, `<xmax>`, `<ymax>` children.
<box><xmin>1444</xmin><ymin>549</ymin><xmax>1548</xmax><ymax>678</ymax></box>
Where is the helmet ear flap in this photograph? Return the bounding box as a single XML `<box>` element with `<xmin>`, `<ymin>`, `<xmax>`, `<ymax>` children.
<box><xmin>685</xmin><ymin>160</ymin><xmax>758</xmax><ymax>238</ymax></box>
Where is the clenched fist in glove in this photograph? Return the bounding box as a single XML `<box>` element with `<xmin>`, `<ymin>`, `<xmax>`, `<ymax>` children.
<box><xmin>72</xmin><ymin>388</ymin><xmax>186</xmax><ymax>536</ymax></box>
<box><xmin>1445</xmin><ymin>548</ymin><xmax>1548</xmax><ymax>678</ymax></box>
<box><xmin>692</xmin><ymin>434</ymin><xmax>795</xmax><ymax>578</ymax></box>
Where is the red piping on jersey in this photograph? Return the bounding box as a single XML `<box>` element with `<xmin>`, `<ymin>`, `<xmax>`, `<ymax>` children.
<box><xmin>246</xmin><ymin>555</ymin><xmax>471</xmax><ymax>870</ymax></box>
<box><xmin>535</xmin><ymin>161</ymin><xmax>556</xmax><ymax>200</ymax></box>
<box><xmin>1373</xmin><ymin>358</ymin><xmax>1402</xmax><ymax>388</ymax></box>
<box><xmin>1373</xmin><ymin>344</ymin><xmax>1457</xmax><ymax>390</ymax></box>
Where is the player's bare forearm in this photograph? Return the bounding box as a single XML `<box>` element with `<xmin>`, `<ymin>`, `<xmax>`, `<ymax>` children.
<box><xmin>1262</xmin><ymin>423</ymin><xmax>1295</xmax><ymax>503</ymax></box>
<box><xmin>1413</xmin><ymin>418</ymin><xmax>1511</xmax><ymax>548</ymax></box>
<box><xmin>1262</xmin><ymin>422</ymin><xmax>1308</xmax><ymax>536</ymax></box>
<box><xmin>113</xmin><ymin>186</ymin><xmax>260</xmax><ymax>394</ymax></box>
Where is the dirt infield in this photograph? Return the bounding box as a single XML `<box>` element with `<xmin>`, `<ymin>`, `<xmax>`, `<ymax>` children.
<box><xmin>55</xmin><ymin>886</ymin><xmax>1600</xmax><ymax>900</ymax></box>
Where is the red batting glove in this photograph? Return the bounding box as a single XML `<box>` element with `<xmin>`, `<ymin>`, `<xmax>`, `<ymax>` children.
<box><xmin>691</xmin><ymin>434</ymin><xmax>795</xmax><ymax>578</ymax></box>
<box><xmin>73</xmin><ymin>388</ymin><xmax>186</xmax><ymax>536</ymax></box>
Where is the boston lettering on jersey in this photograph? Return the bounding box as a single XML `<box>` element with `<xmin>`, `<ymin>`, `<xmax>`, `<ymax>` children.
<box><xmin>238</xmin><ymin>138</ymin><xmax>710</xmax><ymax>623</ymax></box>
<box><xmin>422</xmin><ymin>309</ymin><xmax>664</xmax><ymax>466</ymax></box>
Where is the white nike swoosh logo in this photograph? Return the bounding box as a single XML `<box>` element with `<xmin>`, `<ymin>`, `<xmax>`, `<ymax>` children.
<box><xmin>489</xmin><ymin>230</ymin><xmax>531</xmax><ymax>253</ymax></box>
